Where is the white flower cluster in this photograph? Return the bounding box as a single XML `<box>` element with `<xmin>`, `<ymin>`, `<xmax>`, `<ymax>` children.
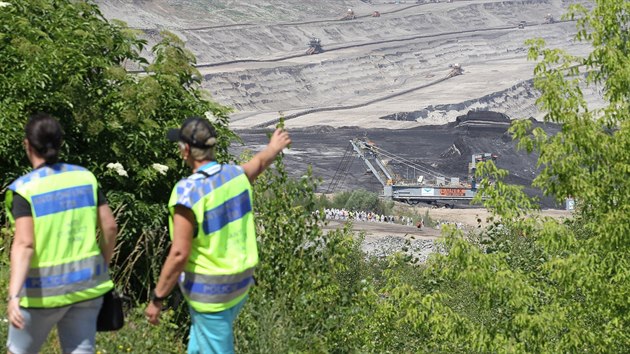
<box><xmin>151</xmin><ymin>163</ymin><xmax>168</xmax><ymax>175</ymax></box>
<box><xmin>106</xmin><ymin>162</ymin><xmax>128</xmax><ymax>177</ymax></box>
<box><xmin>0</xmin><ymin>2</ymin><xmax>11</xmax><ymax>8</ymax></box>
<box><xmin>204</xmin><ymin>111</ymin><xmax>218</xmax><ymax>123</ymax></box>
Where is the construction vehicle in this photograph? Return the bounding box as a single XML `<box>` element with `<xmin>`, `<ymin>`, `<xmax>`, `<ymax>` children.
<box><xmin>347</xmin><ymin>138</ymin><xmax>496</xmax><ymax>207</ymax></box>
<box><xmin>341</xmin><ymin>8</ymin><xmax>356</xmax><ymax>20</ymax></box>
<box><xmin>371</xmin><ymin>11</ymin><xmax>381</xmax><ymax>17</ymax></box>
<box><xmin>448</xmin><ymin>63</ymin><xmax>463</xmax><ymax>77</ymax></box>
<box><xmin>306</xmin><ymin>38</ymin><xmax>323</xmax><ymax>55</ymax></box>
<box><xmin>518</xmin><ymin>21</ymin><xmax>526</xmax><ymax>29</ymax></box>
<box><xmin>544</xmin><ymin>13</ymin><xmax>555</xmax><ymax>24</ymax></box>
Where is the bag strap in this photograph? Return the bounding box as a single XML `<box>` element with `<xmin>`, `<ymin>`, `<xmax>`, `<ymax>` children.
<box><xmin>194</xmin><ymin>164</ymin><xmax>222</xmax><ymax>179</ymax></box>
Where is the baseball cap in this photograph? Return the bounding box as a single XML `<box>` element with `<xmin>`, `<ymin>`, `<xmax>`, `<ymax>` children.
<box><xmin>167</xmin><ymin>117</ymin><xmax>217</xmax><ymax>149</ymax></box>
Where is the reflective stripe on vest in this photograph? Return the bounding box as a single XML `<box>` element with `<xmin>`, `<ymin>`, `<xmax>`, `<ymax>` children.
<box><xmin>22</xmin><ymin>254</ymin><xmax>109</xmax><ymax>298</ymax></box>
<box><xmin>202</xmin><ymin>190</ymin><xmax>252</xmax><ymax>235</ymax></box>
<box><xmin>179</xmin><ymin>267</ymin><xmax>254</xmax><ymax>304</ymax></box>
<box><xmin>170</xmin><ymin>164</ymin><xmax>258</xmax><ymax>312</ymax></box>
<box><xmin>6</xmin><ymin>163</ymin><xmax>113</xmax><ymax>308</ymax></box>
<box><xmin>31</xmin><ymin>184</ymin><xmax>95</xmax><ymax>217</ymax></box>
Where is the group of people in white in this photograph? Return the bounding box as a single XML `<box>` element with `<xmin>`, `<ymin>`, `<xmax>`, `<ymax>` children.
<box><xmin>318</xmin><ymin>207</ymin><xmax>471</xmax><ymax>232</ymax></box>
<box><xmin>322</xmin><ymin>208</ymin><xmax>422</xmax><ymax>228</ymax></box>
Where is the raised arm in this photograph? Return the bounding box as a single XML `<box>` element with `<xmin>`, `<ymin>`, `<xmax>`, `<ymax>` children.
<box><xmin>241</xmin><ymin>128</ymin><xmax>291</xmax><ymax>184</ymax></box>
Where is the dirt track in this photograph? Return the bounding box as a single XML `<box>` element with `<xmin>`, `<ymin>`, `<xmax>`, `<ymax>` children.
<box><xmin>326</xmin><ymin>219</ymin><xmax>443</xmax><ymax>239</ymax></box>
<box><xmin>324</xmin><ymin>206</ymin><xmax>571</xmax><ymax>239</ymax></box>
<box><xmin>323</xmin><ymin>206</ymin><xmax>571</xmax><ymax>260</ymax></box>
<box><xmin>99</xmin><ymin>0</ymin><xmax>601</xmax><ymax>130</ymax></box>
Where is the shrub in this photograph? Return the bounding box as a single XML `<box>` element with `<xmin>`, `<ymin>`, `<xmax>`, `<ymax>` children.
<box><xmin>0</xmin><ymin>0</ymin><xmax>236</xmax><ymax>298</ymax></box>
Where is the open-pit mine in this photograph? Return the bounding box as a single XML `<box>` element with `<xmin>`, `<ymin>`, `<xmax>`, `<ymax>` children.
<box><xmin>98</xmin><ymin>0</ymin><xmax>597</xmax><ymax>207</ymax></box>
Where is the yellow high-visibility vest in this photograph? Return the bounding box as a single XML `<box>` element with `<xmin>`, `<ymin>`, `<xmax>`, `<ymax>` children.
<box><xmin>169</xmin><ymin>163</ymin><xmax>257</xmax><ymax>313</ymax></box>
<box><xmin>5</xmin><ymin>163</ymin><xmax>112</xmax><ymax>308</ymax></box>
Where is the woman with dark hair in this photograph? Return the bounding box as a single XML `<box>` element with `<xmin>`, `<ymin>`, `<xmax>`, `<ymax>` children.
<box><xmin>5</xmin><ymin>113</ymin><xmax>118</xmax><ymax>354</ymax></box>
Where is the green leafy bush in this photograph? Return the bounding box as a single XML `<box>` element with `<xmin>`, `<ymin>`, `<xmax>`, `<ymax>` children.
<box><xmin>326</xmin><ymin>189</ymin><xmax>393</xmax><ymax>214</ymax></box>
<box><xmin>420</xmin><ymin>0</ymin><xmax>630</xmax><ymax>351</ymax></box>
<box><xmin>1</xmin><ymin>0</ymin><xmax>629</xmax><ymax>352</ymax></box>
<box><xmin>0</xmin><ymin>0</ymin><xmax>236</xmax><ymax>298</ymax></box>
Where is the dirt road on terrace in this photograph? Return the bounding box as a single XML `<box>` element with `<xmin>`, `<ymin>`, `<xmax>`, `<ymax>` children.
<box><xmin>100</xmin><ymin>0</ymin><xmax>601</xmax><ymax>131</ymax></box>
<box><xmin>322</xmin><ymin>206</ymin><xmax>572</xmax><ymax>260</ymax></box>
<box><xmin>325</xmin><ymin>219</ymin><xmax>443</xmax><ymax>239</ymax></box>
<box><xmin>324</xmin><ymin>207</ymin><xmax>572</xmax><ymax>240</ymax></box>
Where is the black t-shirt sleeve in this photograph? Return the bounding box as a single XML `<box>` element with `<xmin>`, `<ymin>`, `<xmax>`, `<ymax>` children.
<box><xmin>11</xmin><ymin>193</ymin><xmax>32</xmax><ymax>219</ymax></box>
<box><xmin>97</xmin><ymin>189</ymin><xmax>107</xmax><ymax>206</ymax></box>
<box><xmin>11</xmin><ymin>189</ymin><xmax>107</xmax><ymax>219</ymax></box>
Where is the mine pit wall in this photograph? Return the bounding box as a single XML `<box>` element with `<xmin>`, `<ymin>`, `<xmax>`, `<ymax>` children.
<box><xmin>102</xmin><ymin>0</ymin><xmax>595</xmax><ymax>127</ymax></box>
<box><xmin>200</xmin><ymin>22</ymin><xmax>583</xmax><ymax>112</ymax></box>
<box><xmin>380</xmin><ymin>80</ymin><xmax>538</xmax><ymax>122</ymax></box>
<box><xmin>380</xmin><ymin>74</ymin><xmax>606</xmax><ymax>124</ymax></box>
<box><xmin>96</xmin><ymin>0</ymin><xmax>359</xmax><ymax>29</ymax></box>
<box><xmin>161</xmin><ymin>0</ymin><xmax>567</xmax><ymax>63</ymax></box>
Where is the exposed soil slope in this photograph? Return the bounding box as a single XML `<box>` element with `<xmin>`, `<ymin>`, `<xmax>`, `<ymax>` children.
<box><xmin>232</xmin><ymin>113</ymin><xmax>562</xmax><ymax>207</ymax></box>
<box><xmin>97</xmin><ymin>0</ymin><xmax>597</xmax><ymax>207</ymax></box>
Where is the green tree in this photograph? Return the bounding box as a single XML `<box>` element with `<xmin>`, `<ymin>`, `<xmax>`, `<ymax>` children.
<box><xmin>0</xmin><ymin>0</ymin><xmax>237</xmax><ymax>296</ymax></box>
<box><xmin>329</xmin><ymin>189</ymin><xmax>392</xmax><ymax>214</ymax></box>
<box><xmin>2</xmin><ymin>0</ymin><xmax>628</xmax><ymax>352</ymax></box>
<box><xmin>344</xmin><ymin>189</ymin><xmax>382</xmax><ymax>213</ymax></box>
<box><xmin>514</xmin><ymin>0</ymin><xmax>630</xmax><ymax>349</ymax></box>
<box><xmin>417</xmin><ymin>0</ymin><xmax>630</xmax><ymax>351</ymax></box>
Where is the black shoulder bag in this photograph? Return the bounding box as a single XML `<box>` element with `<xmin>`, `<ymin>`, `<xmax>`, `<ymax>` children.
<box><xmin>97</xmin><ymin>289</ymin><xmax>125</xmax><ymax>332</ymax></box>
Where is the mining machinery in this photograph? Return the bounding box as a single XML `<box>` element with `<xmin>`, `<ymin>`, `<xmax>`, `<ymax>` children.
<box><xmin>448</xmin><ymin>63</ymin><xmax>463</xmax><ymax>77</ymax></box>
<box><xmin>306</xmin><ymin>38</ymin><xmax>323</xmax><ymax>55</ymax></box>
<box><xmin>349</xmin><ymin>138</ymin><xmax>495</xmax><ymax>207</ymax></box>
<box><xmin>544</xmin><ymin>13</ymin><xmax>555</xmax><ymax>24</ymax></box>
<box><xmin>341</xmin><ymin>8</ymin><xmax>356</xmax><ymax>20</ymax></box>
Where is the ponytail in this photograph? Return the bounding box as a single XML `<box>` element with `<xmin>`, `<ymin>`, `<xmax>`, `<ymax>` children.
<box><xmin>25</xmin><ymin>113</ymin><xmax>64</xmax><ymax>164</ymax></box>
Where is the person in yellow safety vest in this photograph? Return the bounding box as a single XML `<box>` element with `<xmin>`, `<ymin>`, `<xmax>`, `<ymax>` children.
<box><xmin>145</xmin><ymin>117</ymin><xmax>291</xmax><ymax>354</ymax></box>
<box><xmin>5</xmin><ymin>113</ymin><xmax>118</xmax><ymax>354</ymax></box>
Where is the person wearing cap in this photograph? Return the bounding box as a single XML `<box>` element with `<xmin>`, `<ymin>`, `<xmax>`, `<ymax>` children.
<box><xmin>145</xmin><ymin>117</ymin><xmax>291</xmax><ymax>353</ymax></box>
<box><xmin>5</xmin><ymin>113</ymin><xmax>118</xmax><ymax>354</ymax></box>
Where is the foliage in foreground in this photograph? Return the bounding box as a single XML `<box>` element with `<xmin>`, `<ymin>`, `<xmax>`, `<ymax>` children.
<box><xmin>422</xmin><ymin>0</ymin><xmax>630</xmax><ymax>351</ymax></box>
<box><xmin>0</xmin><ymin>0</ymin><xmax>236</xmax><ymax>298</ymax></box>
<box><xmin>233</xmin><ymin>151</ymin><xmax>464</xmax><ymax>353</ymax></box>
<box><xmin>239</xmin><ymin>0</ymin><xmax>630</xmax><ymax>351</ymax></box>
<box><xmin>0</xmin><ymin>0</ymin><xmax>629</xmax><ymax>352</ymax></box>
<box><xmin>316</xmin><ymin>189</ymin><xmax>394</xmax><ymax>215</ymax></box>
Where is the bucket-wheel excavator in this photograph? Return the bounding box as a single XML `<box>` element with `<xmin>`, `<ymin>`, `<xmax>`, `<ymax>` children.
<box><xmin>331</xmin><ymin>138</ymin><xmax>497</xmax><ymax>207</ymax></box>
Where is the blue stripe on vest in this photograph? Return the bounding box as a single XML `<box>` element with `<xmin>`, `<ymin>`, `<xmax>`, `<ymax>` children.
<box><xmin>202</xmin><ymin>190</ymin><xmax>252</xmax><ymax>235</ymax></box>
<box><xmin>31</xmin><ymin>185</ymin><xmax>95</xmax><ymax>217</ymax></box>
<box><xmin>25</xmin><ymin>268</ymin><xmax>94</xmax><ymax>289</ymax></box>
<box><xmin>183</xmin><ymin>276</ymin><xmax>253</xmax><ymax>295</ymax></box>
<box><xmin>175</xmin><ymin>165</ymin><xmax>245</xmax><ymax>208</ymax></box>
<box><xmin>9</xmin><ymin>164</ymin><xmax>87</xmax><ymax>191</ymax></box>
